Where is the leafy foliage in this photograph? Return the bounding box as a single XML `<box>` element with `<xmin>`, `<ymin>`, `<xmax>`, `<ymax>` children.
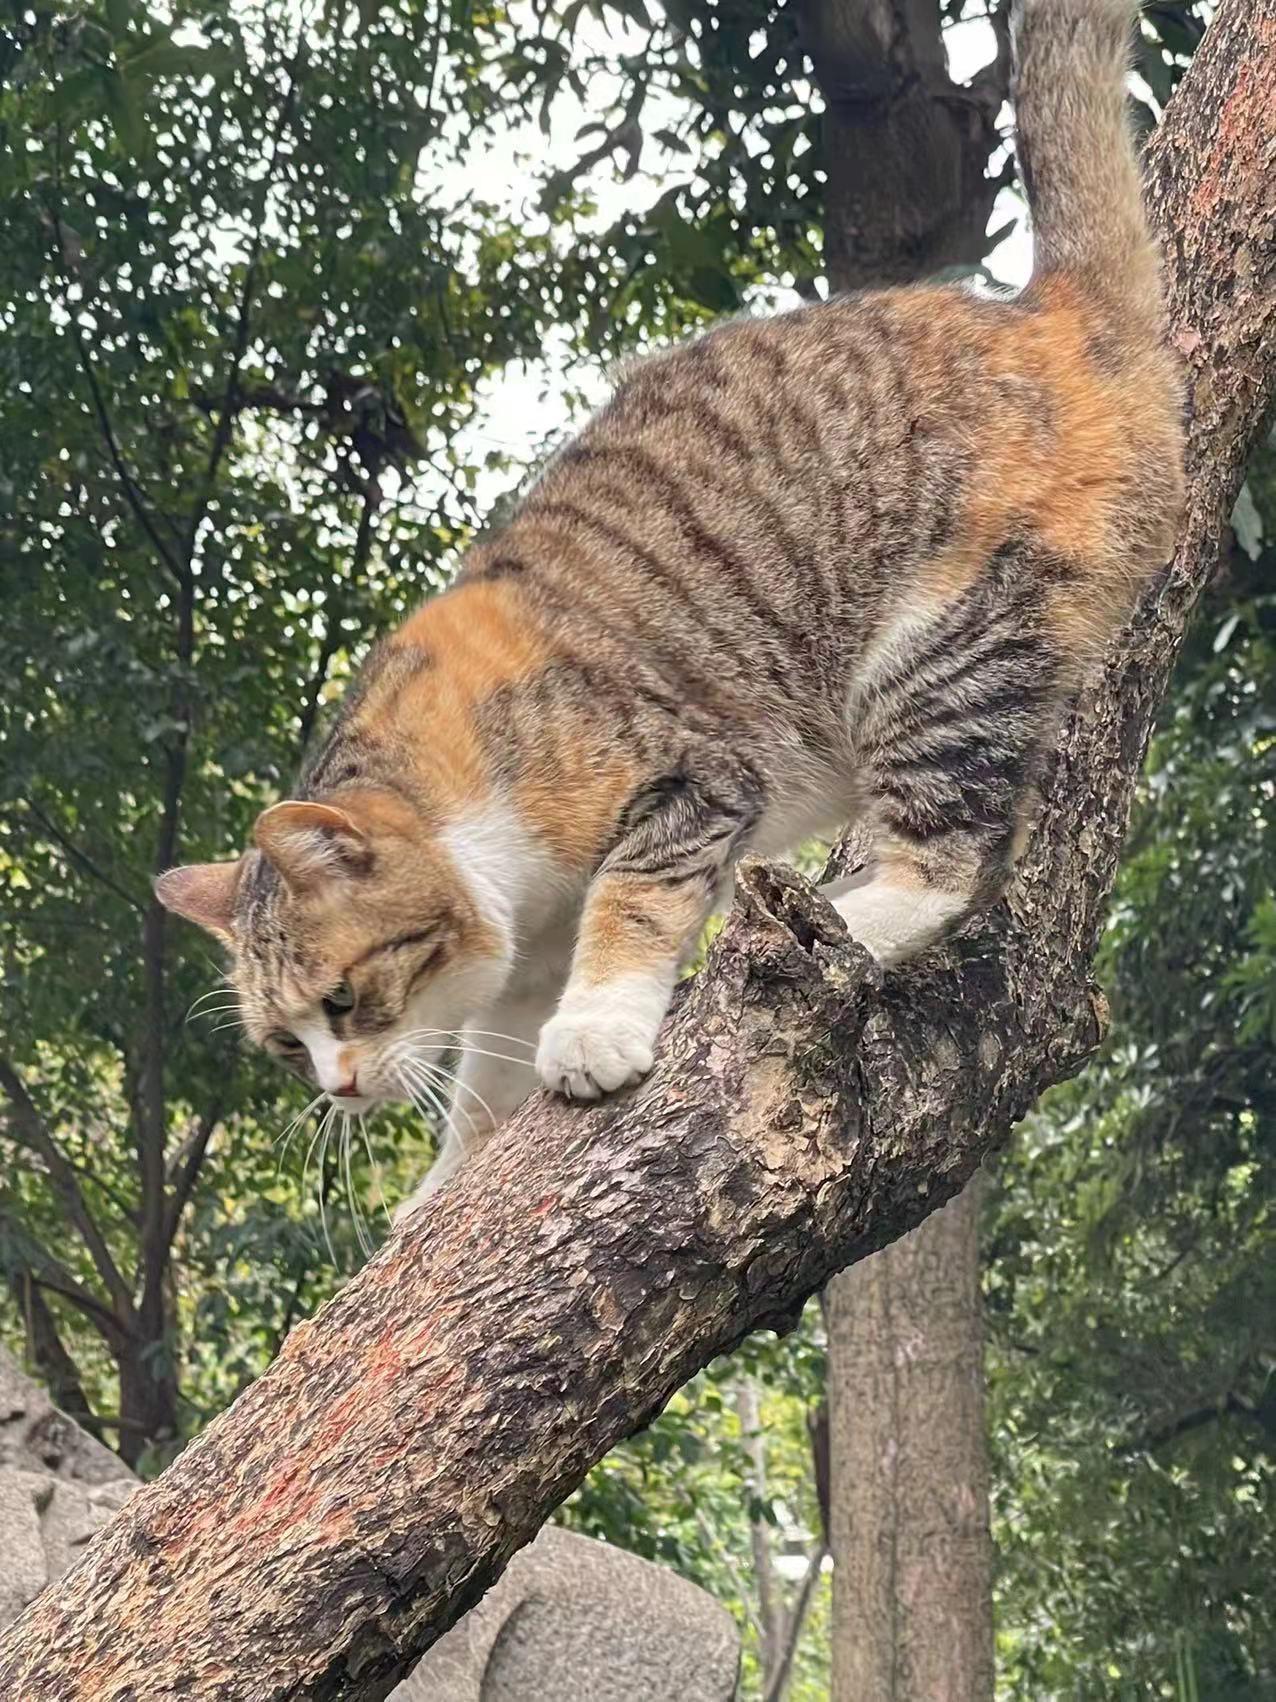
<box><xmin>0</xmin><ymin>0</ymin><xmax>607</xmax><ymax>1458</ymax></box>
<box><xmin>987</xmin><ymin>437</ymin><xmax>1276</xmax><ymax>1699</ymax></box>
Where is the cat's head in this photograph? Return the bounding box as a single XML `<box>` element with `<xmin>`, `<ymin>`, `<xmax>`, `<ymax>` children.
<box><xmin>156</xmin><ymin>790</ymin><xmax>514</xmax><ymax>1108</ymax></box>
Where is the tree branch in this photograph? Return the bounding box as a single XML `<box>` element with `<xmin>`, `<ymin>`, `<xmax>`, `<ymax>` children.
<box><xmin>692</xmin><ymin>1509</ymin><xmax>767</xmax><ymax>1646</ymax></box>
<box><xmin>296</xmin><ymin>479</ymin><xmax>380</xmax><ymax>758</ymax></box>
<box><xmin>0</xmin><ymin>1205</ymin><xmax>130</xmax><ymax>1347</ymax></box>
<box><xmin>0</xmin><ymin>1061</ymin><xmax>134</xmax><ymax>1323</ymax></box>
<box><xmin>735</xmin><ymin>1379</ymin><xmax>782</xmax><ymax>1682</ymax></box>
<box><xmin>161</xmin><ymin>1097</ymin><xmax>225</xmax><ymax>1255</ymax></box>
<box><xmin>186</xmin><ymin>38</ymin><xmax>306</xmax><ymax>568</ymax></box>
<box><xmin>11</xmin><ymin>800</ymin><xmax>144</xmax><ymax>912</ymax></box>
<box><xmin>763</xmin><ymin>1543</ymin><xmax>826</xmax><ymax>1702</ymax></box>
<box><xmin>0</xmin><ymin>3</ymin><xmax>1273</xmax><ymax>1694</ymax></box>
<box><xmin>46</xmin><ymin>135</ymin><xmax>189</xmax><ymax>593</ymax></box>
<box><xmin>1115</xmin><ymin>1391</ymin><xmax>1269</xmax><ymax>1458</ymax></box>
<box><xmin>5</xmin><ymin>1271</ymin><xmax>102</xmax><ymax>1436</ymax></box>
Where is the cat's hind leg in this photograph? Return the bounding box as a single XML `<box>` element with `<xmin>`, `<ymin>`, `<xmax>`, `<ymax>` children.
<box><xmin>830</xmin><ymin>562</ymin><xmax>1067</xmax><ymax>965</ymax></box>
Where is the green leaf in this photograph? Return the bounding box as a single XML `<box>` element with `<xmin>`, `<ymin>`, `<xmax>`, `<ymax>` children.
<box><xmin>103</xmin><ymin>67</ymin><xmax>150</xmax><ymax>157</ymax></box>
<box><xmin>1231</xmin><ymin>480</ymin><xmax>1264</xmax><ymax>561</ymax></box>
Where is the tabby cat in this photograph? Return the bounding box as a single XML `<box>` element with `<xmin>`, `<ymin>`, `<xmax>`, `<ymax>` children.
<box><xmin>158</xmin><ymin>0</ymin><xmax>1184</xmax><ymax>1217</ymax></box>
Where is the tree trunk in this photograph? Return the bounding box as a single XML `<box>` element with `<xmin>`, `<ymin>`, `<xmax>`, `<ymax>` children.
<box><xmin>6</xmin><ymin>1273</ymin><xmax>100</xmax><ymax>1439</ymax></box>
<box><xmin>736</xmin><ymin>1380</ymin><xmax>784</xmax><ymax>1689</ymax></box>
<box><xmin>808</xmin><ymin>5</ymin><xmax>1004</xmax><ymax>1693</ymax></box>
<box><xmin>799</xmin><ymin>0</ymin><xmax>1009</xmax><ymax>289</ymax></box>
<box><xmin>117</xmin><ymin>1337</ymin><xmax>181</xmax><ymax>1471</ymax></box>
<box><xmin>0</xmin><ymin>5</ymin><xmax>1271</xmax><ymax>1697</ymax></box>
<box><xmin>827</xmin><ymin>1183</ymin><xmax>992</xmax><ymax>1701</ymax></box>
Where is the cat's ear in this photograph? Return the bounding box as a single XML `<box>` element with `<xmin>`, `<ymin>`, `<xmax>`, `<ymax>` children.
<box><xmin>154</xmin><ymin>862</ymin><xmax>241</xmax><ymax>941</ymax></box>
<box><xmin>253</xmin><ymin>800</ymin><xmax>371</xmax><ymax>888</ymax></box>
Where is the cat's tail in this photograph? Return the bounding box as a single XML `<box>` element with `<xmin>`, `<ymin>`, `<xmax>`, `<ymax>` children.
<box><xmin>1012</xmin><ymin>0</ymin><xmax>1161</xmax><ymax>325</ymax></box>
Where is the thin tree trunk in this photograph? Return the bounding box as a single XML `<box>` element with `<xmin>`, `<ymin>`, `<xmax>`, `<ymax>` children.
<box><xmin>808</xmin><ymin>4</ymin><xmax>1005</xmax><ymax>1692</ymax></box>
<box><xmin>737</xmin><ymin>1380</ymin><xmax>783</xmax><ymax>1687</ymax></box>
<box><xmin>0</xmin><ymin>5</ymin><xmax>1271</xmax><ymax>1697</ymax></box>
<box><xmin>827</xmin><ymin>1183</ymin><xmax>993</xmax><ymax>1701</ymax></box>
<box><xmin>7</xmin><ymin>1273</ymin><xmax>100</xmax><ymax>1438</ymax></box>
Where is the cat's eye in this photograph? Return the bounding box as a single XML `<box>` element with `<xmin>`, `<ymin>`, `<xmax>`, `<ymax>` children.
<box><xmin>270</xmin><ymin>1030</ymin><xmax>304</xmax><ymax>1052</ymax></box>
<box><xmin>322</xmin><ymin>979</ymin><xmax>355</xmax><ymax>1019</ymax></box>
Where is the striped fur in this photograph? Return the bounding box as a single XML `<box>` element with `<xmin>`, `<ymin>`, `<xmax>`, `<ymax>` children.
<box><xmin>157</xmin><ymin>0</ymin><xmax>1183</xmax><ymax>1205</ymax></box>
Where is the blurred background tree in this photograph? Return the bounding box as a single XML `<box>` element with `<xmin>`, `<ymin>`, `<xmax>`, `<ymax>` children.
<box><xmin>2</xmin><ymin>2</ymin><xmax>1269</xmax><ymax>1698</ymax></box>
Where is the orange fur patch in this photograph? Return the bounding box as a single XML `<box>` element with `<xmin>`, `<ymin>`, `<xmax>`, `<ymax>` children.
<box><xmin>574</xmin><ymin>874</ymin><xmax>707</xmax><ymax>984</ymax></box>
<box><xmin>366</xmin><ymin>582</ymin><xmax>554</xmax><ymax>815</ymax></box>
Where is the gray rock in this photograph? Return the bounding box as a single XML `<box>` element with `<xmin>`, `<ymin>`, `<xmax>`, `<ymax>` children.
<box><xmin>0</xmin><ymin>1468</ymin><xmax>48</xmax><ymax>1628</ymax></box>
<box><xmin>0</xmin><ymin>1350</ymin><xmax>135</xmax><ymax>1488</ymax></box>
<box><xmin>398</xmin><ymin>1525</ymin><xmax>740</xmax><ymax>1702</ymax></box>
<box><xmin>0</xmin><ymin>1351</ymin><xmax>139</xmax><ymax>1637</ymax></box>
<box><xmin>0</xmin><ymin>1353</ymin><xmax>740</xmax><ymax>1700</ymax></box>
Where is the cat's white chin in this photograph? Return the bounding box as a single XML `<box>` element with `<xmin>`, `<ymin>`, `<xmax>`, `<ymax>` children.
<box><xmin>327</xmin><ymin>1091</ymin><xmax>375</xmax><ymax>1114</ymax></box>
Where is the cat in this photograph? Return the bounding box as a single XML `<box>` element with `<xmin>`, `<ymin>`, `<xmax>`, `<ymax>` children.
<box><xmin>157</xmin><ymin>0</ymin><xmax>1183</xmax><ymax>1219</ymax></box>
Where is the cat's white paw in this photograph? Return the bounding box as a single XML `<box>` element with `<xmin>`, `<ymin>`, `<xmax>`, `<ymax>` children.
<box><xmin>536</xmin><ymin>1006</ymin><xmax>656</xmax><ymax>1100</ymax></box>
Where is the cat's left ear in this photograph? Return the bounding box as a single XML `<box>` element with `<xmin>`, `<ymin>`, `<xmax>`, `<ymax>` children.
<box><xmin>154</xmin><ymin>861</ymin><xmax>242</xmax><ymax>941</ymax></box>
<box><xmin>254</xmin><ymin>801</ymin><xmax>371</xmax><ymax>888</ymax></box>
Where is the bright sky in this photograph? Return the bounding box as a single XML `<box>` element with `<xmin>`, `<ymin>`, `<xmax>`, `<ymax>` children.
<box><xmin>457</xmin><ymin>9</ymin><xmax>1034</xmax><ymax>489</ymax></box>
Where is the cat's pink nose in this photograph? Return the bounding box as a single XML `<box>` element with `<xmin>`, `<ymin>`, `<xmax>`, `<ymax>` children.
<box><xmin>333</xmin><ymin>1072</ymin><xmax>359</xmax><ymax>1099</ymax></box>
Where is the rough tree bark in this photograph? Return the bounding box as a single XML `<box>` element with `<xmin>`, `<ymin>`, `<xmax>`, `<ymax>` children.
<box><xmin>0</xmin><ymin>4</ymin><xmax>1272</xmax><ymax>1697</ymax></box>
<box><xmin>808</xmin><ymin>6</ymin><xmax>1005</xmax><ymax>1694</ymax></box>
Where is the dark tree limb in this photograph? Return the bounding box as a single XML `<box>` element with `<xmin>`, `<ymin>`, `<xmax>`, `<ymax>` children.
<box><xmin>1</xmin><ymin>3</ymin><xmax>1273</xmax><ymax>1696</ymax></box>
<box><xmin>0</xmin><ymin>1059</ymin><xmax>134</xmax><ymax>1323</ymax></box>
<box><xmin>1116</xmin><ymin>1388</ymin><xmax>1273</xmax><ymax>1458</ymax></box>
<box><xmin>762</xmin><ymin>1541</ymin><xmax>827</xmax><ymax>1702</ymax></box>
<box><xmin>798</xmin><ymin>0</ymin><xmax>1011</xmax><ymax>288</ymax></box>
<box><xmin>0</xmin><ymin>1210</ymin><xmax>130</xmax><ymax>1349</ymax></box>
<box><xmin>6</xmin><ymin>1272</ymin><xmax>103</xmax><ymax>1437</ymax></box>
<box><xmin>161</xmin><ymin>1096</ymin><xmax>226</xmax><ymax>1255</ymax></box>
<box><xmin>14</xmin><ymin>799</ymin><xmax>145</xmax><ymax>912</ymax></box>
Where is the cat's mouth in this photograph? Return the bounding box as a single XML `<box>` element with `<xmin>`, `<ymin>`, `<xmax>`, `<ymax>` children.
<box><xmin>327</xmin><ymin>1090</ymin><xmax>375</xmax><ymax>1113</ymax></box>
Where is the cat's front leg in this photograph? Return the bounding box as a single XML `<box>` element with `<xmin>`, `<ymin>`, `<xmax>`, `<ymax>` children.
<box><xmin>536</xmin><ymin>956</ymin><xmax>675</xmax><ymax>1100</ymax></box>
<box><xmin>537</xmin><ymin>753</ymin><xmax>764</xmax><ymax>1100</ymax></box>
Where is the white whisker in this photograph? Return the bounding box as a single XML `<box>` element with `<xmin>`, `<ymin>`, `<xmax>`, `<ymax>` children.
<box><xmin>185</xmin><ymin>985</ymin><xmax>235</xmax><ymax>1022</ymax></box>
<box><xmin>301</xmin><ymin>1103</ymin><xmax>335</xmax><ymax>1221</ymax></box>
<box><xmin>342</xmin><ymin>1115</ymin><xmax>372</xmax><ymax>1259</ymax></box>
<box><xmin>395</xmin><ymin>1026</ymin><xmax>535</xmax><ymax>1051</ymax></box>
<box><xmin>401</xmin><ymin>1061</ymin><xmax>453</xmax><ymax>1127</ymax></box>
<box><xmin>394</xmin><ymin>1030</ymin><xmax>537</xmax><ymax>1074</ymax></box>
<box><xmin>359</xmin><ymin>1115</ymin><xmax>391</xmax><ymax>1227</ymax></box>
<box><xmin>452</xmin><ymin>1045</ymin><xmax>538</xmax><ymax>1072</ymax></box>
<box><xmin>418</xmin><ymin>1058</ymin><xmax>498</xmax><ymax>1135</ymax></box>
<box><xmin>415</xmin><ymin>1063</ymin><xmax>481</xmax><ymax>1147</ymax></box>
<box><xmin>397</xmin><ymin>1065</ymin><xmax>446</xmax><ymax>1132</ymax></box>
<box><xmin>275</xmin><ymin>1093</ymin><xmax>325</xmax><ymax>1176</ymax></box>
<box><xmin>318</xmin><ymin>1113</ymin><xmax>338</xmax><ymax>1267</ymax></box>
<box><xmin>395</xmin><ymin>1028</ymin><xmax>538</xmax><ymax>1069</ymax></box>
<box><xmin>400</xmin><ymin>1060</ymin><xmax>469</xmax><ymax>1158</ymax></box>
<box><xmin>448</xmin><ymin>1029</ymin><xmax>536</xmax><ymax>1051</ymax></box>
